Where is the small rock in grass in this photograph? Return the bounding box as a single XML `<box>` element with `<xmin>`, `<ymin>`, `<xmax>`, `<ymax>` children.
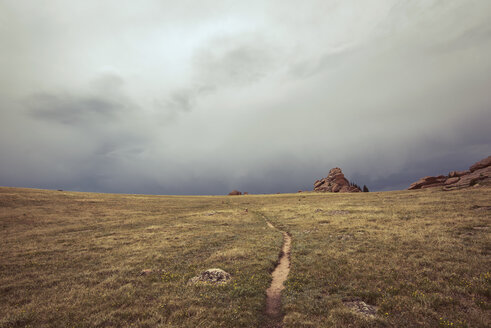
<box><xmin>343</xmin><ymin>300</ymin><xmax>377</xmax><ymax>317</ymax></box>
<box><xmin>188</xmin><ymin>268</ymin><xmax>231</xmax><ymax>285</ymax></box>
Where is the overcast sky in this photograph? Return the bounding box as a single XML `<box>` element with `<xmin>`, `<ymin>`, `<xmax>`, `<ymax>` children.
<box><xmin>1</xmin><ymin>0</ymin><xmax>490</xmax><ymax>194</ymax></box>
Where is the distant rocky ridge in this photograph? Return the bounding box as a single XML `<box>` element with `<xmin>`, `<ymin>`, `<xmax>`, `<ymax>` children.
<box><xmin>408</xmin><ymin>155</ymin><xmax>491</xmax><ymax>190</ymax></box>
<box><xmin>314</xmin><ymin>168</ymin><xmax>361</xmax><ymax>193</ymax></box>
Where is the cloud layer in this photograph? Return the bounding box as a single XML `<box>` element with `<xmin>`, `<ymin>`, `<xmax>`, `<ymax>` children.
<box><xmin>1</xmin><ymin>0</ymin><xmax>490</xmax><ymax>194</ymax></box>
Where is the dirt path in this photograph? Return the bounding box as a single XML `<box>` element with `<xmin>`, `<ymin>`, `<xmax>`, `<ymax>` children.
<box><xmin>265</xmin><ymin>221</ymin><xmax>292</xmax><ymax>326</ymax></box>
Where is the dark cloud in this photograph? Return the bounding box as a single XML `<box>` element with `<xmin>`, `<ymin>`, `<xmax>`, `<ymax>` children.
<box><xmin>0</xmin><ymin>74</ymin><xmax>152</xmax><ymax>193</ymax></box>
<box><xmin>24</xmin><ymin>73</ymin><xmax>131</xmax><ymax>127</ymax></box>
<box><xmin>288</xmin><ymin>45</ymin><xmax>360</xmax><ymax>79</ymax></box>
<box><xmin>162</xmin><ymin>85</ymin><xmax>214</xmax><ymax>114</ymax></box>
<box><xmin>158</xmin><ymin>35</ymin><xmax>277</xmax><ymax>116</ymax></box>
<box><xmin>164</xmin><ymin>89</ymin><xmax>198</xmax><ymax>113</ymax></box>
<box><xmin>193</xmin><ymin>36</ymin><xmax>277</xmax><ymax>87</ymax></box>
<box><xmin>26</xmin><ymin>93</ymin><xmax>123</xmax><ymax>125</ymax></box>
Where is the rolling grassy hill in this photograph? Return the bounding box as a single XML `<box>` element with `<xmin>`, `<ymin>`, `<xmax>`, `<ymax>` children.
<box><xmin>0</xmin><ymin>186</ymin><xmax>489</xmax><ymax>327</ymax></box>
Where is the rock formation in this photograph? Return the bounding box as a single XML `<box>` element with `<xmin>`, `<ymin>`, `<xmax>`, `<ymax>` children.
<box><xmin>314</xmin><ymin>168</ymin><xmax>361</xmax><ymax>192</ymax></box>
<box><xmin>408</xmin><ymin>155</ymin><xmax>491</xmax><ymax>190</ymax></box>
<box><xmin>228</xmin><ymin>190</ymin><xmax>242</xmax><ymax>195</ymax></box>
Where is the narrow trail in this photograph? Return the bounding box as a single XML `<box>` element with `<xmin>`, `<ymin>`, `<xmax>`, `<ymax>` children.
<box><xmin>265</xmin><ymin>220</ymin><xmax>292</xmax><ymax>327</ymax></box>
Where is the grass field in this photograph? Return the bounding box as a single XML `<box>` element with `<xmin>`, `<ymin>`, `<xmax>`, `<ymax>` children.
<box><xmin>0</xmin><ymin>186</ymin><xmax>490</xmax><ymax>327</ymax></box>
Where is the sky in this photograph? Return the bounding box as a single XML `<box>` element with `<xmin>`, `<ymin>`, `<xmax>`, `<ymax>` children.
<box><xmin>0</xmin><ymin>0</ymin><xmax>490</xmax><ymax>194</ymax></box>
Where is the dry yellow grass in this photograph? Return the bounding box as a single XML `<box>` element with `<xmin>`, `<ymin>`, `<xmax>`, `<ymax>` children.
<box><xmin>0</xmin><ymin>186</ymin><xmax>490</xmax><ymax>327</ymax></box>
<box><xmin>258</xmin><ymin>188</ymin><xmax>490</xmax><ymax>327</ymax></box>
<box><xmin>0</xmin><ymin>188</ymin><xmax>281</xmax><ymax>327</ymax></box>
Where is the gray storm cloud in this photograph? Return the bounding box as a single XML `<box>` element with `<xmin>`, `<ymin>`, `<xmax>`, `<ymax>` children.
<box><xmin>0</xmin><ymin>0</ymin><xmax>490</xmax><ymax>194</ymax></box>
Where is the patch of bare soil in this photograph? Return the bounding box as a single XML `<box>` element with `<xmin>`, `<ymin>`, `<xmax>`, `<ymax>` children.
<box><xmin>265</xmin><ymin>221</ymin><xmax>291</xmax><ymax>327</ymax></box>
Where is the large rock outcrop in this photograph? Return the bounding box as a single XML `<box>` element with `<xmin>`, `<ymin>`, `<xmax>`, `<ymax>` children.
<box><xmin>408</xmin><ymin>155</ymin><xmax>491</xmax><ymax>191</ymax></box>
<box><xmin>314</xmin><ymin>168</ymin><xmax>361</xmax><ymax>193</ymax></box>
